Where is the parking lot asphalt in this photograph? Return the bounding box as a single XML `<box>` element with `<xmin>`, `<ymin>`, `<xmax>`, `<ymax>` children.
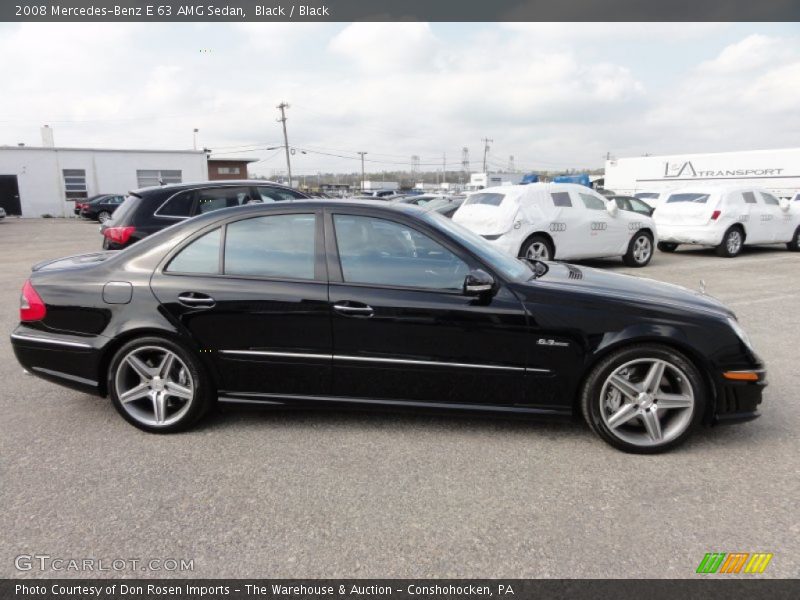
<box><xmin>1</xmin><ymin>217</ymin><xmax>798</xmax><ymax>579</ymax></box>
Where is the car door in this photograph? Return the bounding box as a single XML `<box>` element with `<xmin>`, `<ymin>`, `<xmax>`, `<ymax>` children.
<box><xmin>325</xmin><ymin>208</ymin><xmax>528</xmax><ymax>406</ymax></box>
<box><xmin>577</xmin><ymin>191</ymin><xmax>627</xmax><ymax>257</ymax></box>
<box><xmin>759</xmin><ymin>191</ymin><xmax>790</xmax><ymax>241</ymax></box>
<box><xmin>149</xmin><ymin>209</ymin><xmax>331</xmax><ymax>398</ymax></box>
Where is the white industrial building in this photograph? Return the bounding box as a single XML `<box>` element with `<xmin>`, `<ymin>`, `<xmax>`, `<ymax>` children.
<box><xmin>605</xmin><ymin>148</ymin><xmax>800</xmax><ymax>198</ymax></box>
<box><xmin>468</xmin><ymin>172</ymin><xmax>527</xmax><ymax>190</ymax></box>
<box><xmin>0</xmin><ymin>143</ymin><xmax>208</xmax><ymax>217</ymax></box>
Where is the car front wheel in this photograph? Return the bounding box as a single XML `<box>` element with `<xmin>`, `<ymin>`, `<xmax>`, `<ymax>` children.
<box><xmin>623</xmin><ymin>230</ymin><xmax>653</xmax><ymax>267</ymax></box>
<box><xmin>108</xmin><ymin>336</ymin><xmax>213</xmax><ymax>433</ymax></box>
<box><xmin>581</xmin><ymin>344</ymin><xmax>705</xmax><ymax>453</ymax></box>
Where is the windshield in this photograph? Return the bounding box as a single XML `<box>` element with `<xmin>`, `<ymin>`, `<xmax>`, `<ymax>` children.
<box><xmin>666</xmin><ymin>193</ymin><xmax>710</xmax><ymax>204</ymax></box>
<box><xmin>463</xmin><ymin>192</ymin><xmax>505</xmax><ymax>207</ymax></box>
<box><xmin>422</xmin><ymin>211</ymin><xmax>533</xmax><ymax>281</ymax></box>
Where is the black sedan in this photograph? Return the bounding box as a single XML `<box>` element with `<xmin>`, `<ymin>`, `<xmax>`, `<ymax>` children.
<box><xmin>10</xmin><ymin>201</ymin><xmax>765</xmax><ymax>452</ymax></box>
<box><xmin>79</xmin><ymin>194</ymin><xmax>126</xmax><ymax>222</ymax></box>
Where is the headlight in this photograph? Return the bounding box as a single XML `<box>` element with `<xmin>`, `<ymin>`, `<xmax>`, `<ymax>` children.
<box><xmin>727</xmin><ymin>317</ymin><xmax>754</xmax><ymax>351</ymax></box>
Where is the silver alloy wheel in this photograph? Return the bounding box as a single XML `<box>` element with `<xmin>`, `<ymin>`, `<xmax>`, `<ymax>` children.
<box><xmin>727</xmin><ymin>230</ymin><xmax>743</xmax><ymax>255</ymax></box>
<box><xmin>599</xmin><ymin>358</ymin><xmax>695</xmax><ymax>447</ymax></box>
<box><xmin>114</xmin><ymin>345</ymin><xmax>195</xmax><ymax>427</ymax></box>
<box><xmin>98</xmin><ymin>211</ymin><xmax>111</xmax><ymax>223</ymax></box>
<box><xmin>525</xmin><ymin>241</ymin><xmax>550</xmax><ymax>260</ymax></box>
<box><xmin>632</xmin><ymin>235</ymin><xmax>652</xmax><ymax>264</ymax></box>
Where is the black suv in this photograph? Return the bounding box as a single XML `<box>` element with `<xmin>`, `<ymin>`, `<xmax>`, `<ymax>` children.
<box><xmin>101</xmin><ymin>180</ymin><xmax>308</xmax><ymax>249</ymax></box>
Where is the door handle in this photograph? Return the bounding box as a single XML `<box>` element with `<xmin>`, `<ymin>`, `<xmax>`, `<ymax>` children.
<box><xmin>333</xmin><ymin>302</ymin><xmax>374</xmax><ymax>317</ymax></box>
<box><xmin>178</xmin><ymin>293</ymin><xmax>216</xmax><ymax>308</ymax></box>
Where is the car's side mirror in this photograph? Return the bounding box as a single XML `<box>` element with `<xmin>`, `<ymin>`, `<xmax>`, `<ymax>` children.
<box><xmin>779</xmin><ymin>198</ymin><xmax>791</xmax><ymax>212</ymax></box>
<box><xmin>606</xmin><ymin>201</ymin><xmax>619</xmax><ymax>217</ymax></box>
<box><xmin>463</xmin><ymin>269</ymin><xmax>494</xmax><ymax>296</ymax></box>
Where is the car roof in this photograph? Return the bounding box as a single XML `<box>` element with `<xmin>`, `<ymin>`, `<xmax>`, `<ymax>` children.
<box><xmin>477</xmin><ymin>182</ymin><xmax>604</xmax><ymax>196</ymax></box>
<box><xmin>131</xmin><ymin>179</ymin><xmax>295</xmax><ymax>196</ymax></box>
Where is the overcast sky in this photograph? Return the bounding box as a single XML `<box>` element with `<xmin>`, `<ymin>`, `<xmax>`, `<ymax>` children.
<box><xmin>0</xmin><ymin>22</ymin><xmax>798</xmax><ymax>176</ymax></box>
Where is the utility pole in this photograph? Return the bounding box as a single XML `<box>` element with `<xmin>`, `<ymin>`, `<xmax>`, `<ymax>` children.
<box><xmin>481</xmin><ymin>137</ymin><xmax>493</xmax><ymax>173</ymax></box>
<box><xmin>276</xmin><ymin>102</ymin><xmax>292</xmax><ymax>187</ymax></box>
<box><xmin>442</xmin><ymin>152</ymin><xmax>447</xmax><ymax>186</ymax></box>
<box><xmin>357</xmin><ymin>152</ymin><xmax>367</xmax><ymax>190</ymax></box>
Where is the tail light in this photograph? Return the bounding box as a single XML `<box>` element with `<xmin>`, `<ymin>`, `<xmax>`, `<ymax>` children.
<box><xmin>103</xmin><ymin>226</ymin><xmax>135</xmax><ymax>245</ymax></box>
<box><xmin>20</xmin><ymin>280</ymin><xmax>46</xmax><ymax>322</ymax></box>
<box><xmin>711</xmin><ymin>210</ymin><xmax>721</xmax><ymax>220</ymax></box>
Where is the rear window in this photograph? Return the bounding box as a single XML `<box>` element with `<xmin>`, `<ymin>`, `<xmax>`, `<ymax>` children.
<box><xmin>464</xmin><ymin>193</ymin><xmax>504</xmax><ymax>207</ymax></box>
<box><xmin>108</xmin><ymin>195</ymin><xmax>139</xmax><ymax>224</ymax></box>
<box><xmin>666</xmin><ymin>193</ymin><xmax>710</xmax><ymax>204</ymax></box>
<box><xmin>551</xmin><ymin>192</ymin><xmax>572</xmax><ymax>207</ymax></box>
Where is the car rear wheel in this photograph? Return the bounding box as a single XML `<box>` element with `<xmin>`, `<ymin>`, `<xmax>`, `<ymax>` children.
<box><xmin>623</xmin><ymin>230</ymin><xmax>653</xmax><ymax>267</ymax></box>
<box><xmin>787</xmin><ymin>226</ymin><xmax>800</xmax><ymax>252</ymax></box>
<box><xmin>657</xmin><ymin>242</ymin><xmax>678</xmax><ymax>253</ymax></box>
<box><xmin>716</xmin><ymin>226</ymin><xmax>744</xmax><ymax>257</ymax></box>
<box><xmin>581</xmin><ymin>344</ymin><xmax>705</xmax><ymax>453</ymax></box>
<box><xmin>97</xmin><ymin>211</ymin><xmax>111</xmax><ymax>223</ymax></box>
<box><xmin>520</xmin><ymin>235</ymin><xmax>554</xmax><ymax>261</ymax></box>
<box><xmin>108</xmin><ymin>336</ymin><xmax>213</xmax><ymax>433</ymax></box>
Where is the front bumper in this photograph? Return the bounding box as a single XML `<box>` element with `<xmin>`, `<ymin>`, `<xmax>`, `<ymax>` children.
<box><xmin>656</xmin><ymin>223</ymin><xmax>724</xmax><ymax>246</ymax></box>
<box><xmin>712</xmin><ymin>371</ymin><xmax>766</xmax><ymax>425</ymax></box>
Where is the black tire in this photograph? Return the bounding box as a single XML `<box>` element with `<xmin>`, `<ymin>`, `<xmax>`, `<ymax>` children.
<box><xmin>108</xmin><ymin>336</ymin><xmax>213</xmax><ymax>433</ymax></box>
<box><xmin>715</xmin><ymin>226</ymin><xmax>744</xmax><ymax>257</ymax></box>
<box><xmin>787</xmin><ymin>226</ymin><xmax>800</xmax><ymax>252</ymax></box>
<box><xmin>519</xmin><ymin>234</ymin><xmax>554</xmax><ymax>261</ymax></box>
<box><xmin>622</xmin><ymin>230</ymin><xmax>654</xmax><ymax>267</ymax></box>
<box><xmin>580</xmin><ymin>344</ymin><xmax>706</xmax><ymax>454</ymax></box>
<box><xmin>657</xmin><ymin>241</ymin><xmax>679</xmax><ymax>253</ymax></box>
<box><xmin>97</xmin><ymin>211</ymin><xmax>111</xmax><ymax>223</ymax></box>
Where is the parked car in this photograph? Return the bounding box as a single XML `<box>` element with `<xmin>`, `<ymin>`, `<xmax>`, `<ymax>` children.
<box><xmin>100</xmin><ymin>180</ymin><xmax>308</xmax><ymax>249</ymax></box>
<box><xmin>393</xmin><ymin>194</ymin><xmax>449</xmax><ymax>206</ymax></box>
<box><xmin>610</xmin><ymin>195</ymin><xmax>655</xmax><ymax>216</ymax></box>
<box><xmin>358</xmin><ymin>189</ymin><xmax>400</xmax><ymax>198</ymax></box>
<box><xmin>74</xmin><ymin>194</ymin><xmax>113</xmax><ymax>216</ymax></box>
<box><xmin>10</xmin><ymin>201</ymin><xmax>765</xmax><ymax>453</ymax></box>
<box><xmin>78</xmin><ymin>194</ymin><xmax>126</xmax><ymax>223</ymax></box>
<box><xmin>453</xmin><ymin>183</ymin><xmax>657</xmax><ymax>267</ymax></box>
<box><xmin>0</xmin><ymin>207</ymin><xmax>6</xmax><ymax>220</ymax></box>
<box><xmin>654</xmin><ymin>186</ymin><xmax>800</xmax><ymax>257</ymax></box>
<box><xmin>422</xmin><ymin>197</ymin><xmax>465</xmax><ymax>218</ymax></box>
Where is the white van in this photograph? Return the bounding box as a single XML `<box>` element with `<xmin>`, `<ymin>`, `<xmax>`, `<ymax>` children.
<box><xmin>654</xmin><ymin>186</ymin><xmax>800</xmax><ymax>257</ymax></box>
<box><xmin>452</xmin><ymin>183</ymin><xmax>658</xmax><ymax>267</ymax></box>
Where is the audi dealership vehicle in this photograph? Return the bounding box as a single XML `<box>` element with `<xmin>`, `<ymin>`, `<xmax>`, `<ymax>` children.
<box><xmin>654</xmin><ymin>186</ymin><xmax>800</xmax><ymax>256</ymax></box>
<box><xmin>100</xmin><ymin>180</ymin><xmax>308</xmax><ymax>250</ymax></box>
<box><xmin>453</xmin><ymin>183</ymin><xmax>657</xmax><ymax>267</ymax></box>
<box><xmin>10</xmin><ymin>201</ymin><xmax>764</xmax><ymax>453</ymax></box>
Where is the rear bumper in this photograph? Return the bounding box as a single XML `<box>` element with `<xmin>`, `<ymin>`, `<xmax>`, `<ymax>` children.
<box><xmin>10</xmin><ymin>326</ymin><xmax>108</xmax><ymax>396</ymax></box>
<box><xmin>656</xmin><ymin>223</ymin><xmax>724</xmax><ymax>246</ymax></box>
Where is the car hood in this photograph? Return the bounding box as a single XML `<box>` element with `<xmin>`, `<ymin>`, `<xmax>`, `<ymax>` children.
<box><xmin>519</xmin><ymin>262</ymin><xmax>734</xmax><ymax>318</ymax></box>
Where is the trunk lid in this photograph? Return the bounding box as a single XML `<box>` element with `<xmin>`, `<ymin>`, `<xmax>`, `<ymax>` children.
<box><xmin>32</xmin><ymin>251</ymin><xmax>116</xmax><ymax>273</ymax></box>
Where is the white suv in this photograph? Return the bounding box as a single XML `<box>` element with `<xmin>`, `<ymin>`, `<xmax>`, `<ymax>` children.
<box><xmin>654</xmin><ymin>186</ymin><xmax>800</xmax><ymax>257</ymax></box>
<box><xmin>452</xmin><ymin>183</ymin><xmax>658</xmax><ymax>267</ymax></box>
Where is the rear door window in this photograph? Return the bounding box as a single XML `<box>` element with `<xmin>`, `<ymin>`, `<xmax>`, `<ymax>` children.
<box><xmin>224</xmin><ymin>214</ymin><xmax>317</xmax><ymax>280</ymax></box>
<box><xmin>551</xmin><ymin>192</ymin><xmax>572</xmax><ymax>207</ymax></box>
<box><xmin>256</xmin><ymin>186</ymin><xmax>306</xmax><ymax>202</ymax></box>
<box><xmin>742</xmin><ymin>192</ymin><xmax>757</xmax><ymax>204</ymax></box>
<box><xmin>760</xmin><ymin>192</ymin><xmax>780</xmax><ymax>206</ymax></box>
<box><xmin>158</xmin><ymin>191</ymin><xmax>195</xmax><ymax>218</ymax></box>
<box><xmin>196</xmin><ymin>187</ymin><xmax>254</xmax><ymax>214</ymax></box>
<box><xmin>580</xmin><ymin>193</ymin><xmax>606</xmax><ymax>210</ymax></box>
<box><xmin>166</xmin><ymin>228</ymin><xmax>221</xmax><ymax>274</ymax></box>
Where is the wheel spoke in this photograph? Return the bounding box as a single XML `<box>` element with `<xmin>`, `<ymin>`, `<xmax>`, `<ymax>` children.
<box><xmin>126</xmin><ymin>355</ymin><xmax>153</xmax><ymax>380</ymax></box>
<box><xmin>152</xmin><ymin>392</ymin><xmax>168</xmax><ymax>424</ymax></box>
<box><xmin>655</xmin><ymin>392</ymin><xmax>692</xmax><ymax>409</ymax></box>
<box><xmin>609</xmin><ymin>374</ymin><xmax>640</xmax><ymax>400</ymax></box>
<box><xmin>158</xmin><ymin>352</ymin><xmax>175</xmax><ymax>378</ymax></box>
<box><xmin>641</xmin><ymin>409</ymin><xmax>663</xmax><ymax>442</ymax></box>
<box><xmin>165</xmin><ymin>381</ymin><xmax>193</xmax><ymax>400</ymax></box>
<box><xmin>607</xmin><ymin>403</ymin><xmax>638</xmax><ymax>429</ymax></box>
<box><xmin>642</xmin><ymin>361</ymin><xmax>666</xmax><ymax>395</ymax></box>
<box><xmin>119</xmin><ymin>383</ymin><xmax>150</xmax><ymax>404</ymax></box>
